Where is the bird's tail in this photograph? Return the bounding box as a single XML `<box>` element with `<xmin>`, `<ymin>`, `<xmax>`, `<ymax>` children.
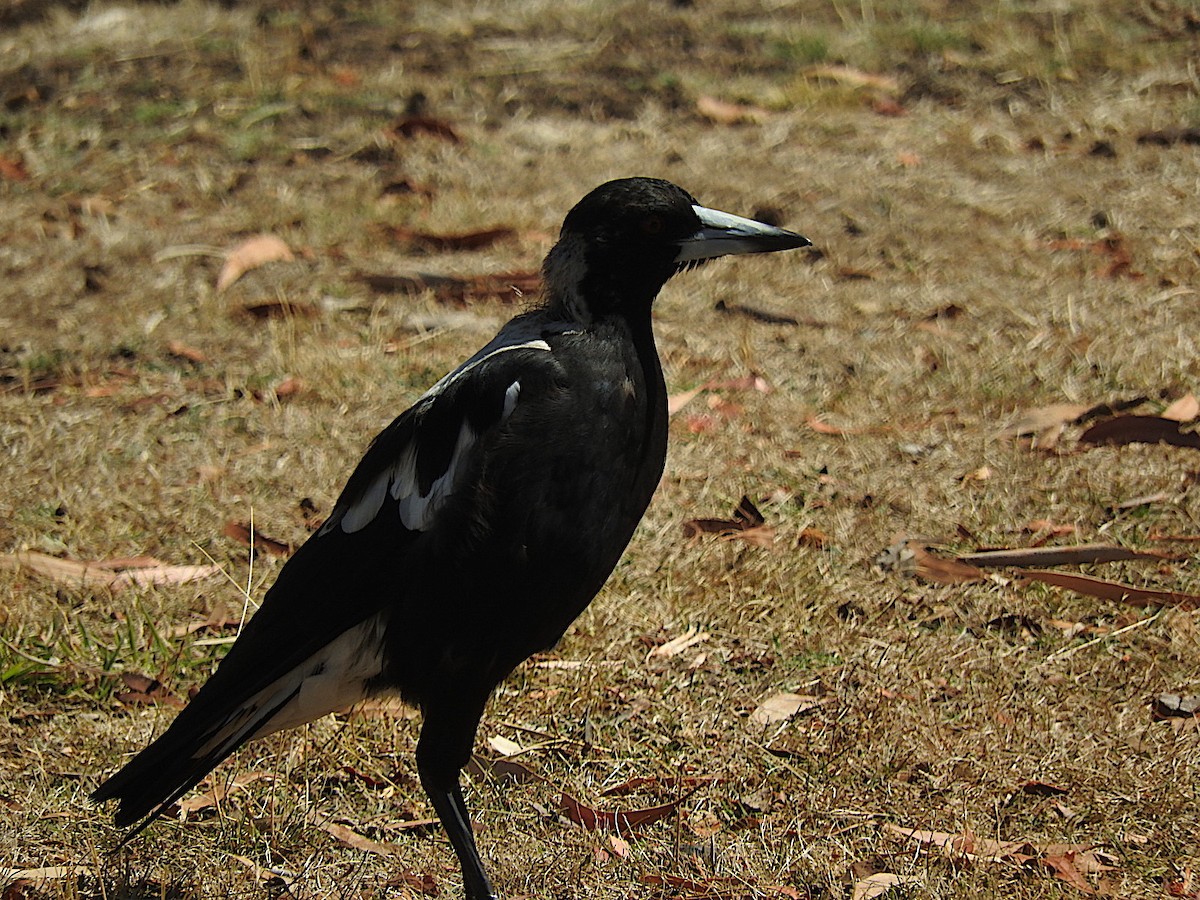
<box><xmin>91</xmin><ymin>679</ymin><xmax>303</xmax><ymax>834</ymax></box>
<box><xmin>92</xmin><ymin>615</ymin><xmax>387</xmax><ymax>834</ymax></box>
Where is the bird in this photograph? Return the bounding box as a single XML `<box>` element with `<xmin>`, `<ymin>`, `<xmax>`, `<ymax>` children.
<box><xmin>91</xmin><ymin>176</ymin><xmax>810</xmax><ymax>900</ymax></box>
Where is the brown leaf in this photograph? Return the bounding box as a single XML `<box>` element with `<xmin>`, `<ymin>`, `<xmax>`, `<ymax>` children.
<box><xmin>713</xmin><ymin>299</ymin><xmax>801</xmax><ymax>326</ymax></box>
<box><xmin>958</xmin><ymin>543</ymin><xmax>1175</xmax><ymax>568</ymax></box>
<box><xmin>1079</xmin><ymin>415</ymin><xmax>1200</xmax><ymax>449</ymax></box>
<box><xmin>908</xmin><ymin>542</ymin><xmax>985</xmax><ymax>584</ymax></box>
<box><xmin>311</xmin><ymin>814</ymin><xmax>404</xmax><ymax>856</ymax></box>
<box><xmin>389</xmin><ymin>225</ymin><xmax>517</xmax><ymax>252</ymax></box>
<box><xmin>271</xmin><ymin>376</ymin><xmax>305</xmax><ymax>400</ymax></box>
<box><xmin>697</xmin><ymin>94</ymin><xmax>769</xmax><ymax>125</ymax></box>
<box><xmin>0</xmin><ymin>551</ymin><xmax>221</xmax><ymax>592</ymax></box>
<box><xmin>1137</xmin><ymin>126</ymin><xmax>1200</xmax><ymax>146</ymax></box>
<box><xmin>116</xmin><ymin>672</ymin><xmax>185</xmax><ymax>709</ymax></box>
<box><xmin>851</xmin><ymin>873</ymin><xmax>920</xmax><ymax>900</ymax></box>
<box><xmin>883</xmin><ymin>824</ymin><xmax>1036</xmax><ymax>863</ymax></box>
<box><xmin>804</xmin><ymin>64</ymin><xmax>899</xmax><ymax>93</ymax></box>
<box><xmin>648</xmin><ymin>625</ymin><xmax>710</xmax><ymax>658</ymax></box>
<box><xmin>798</xmin><ymin>527</ymin><xmax>831</xmax><ymax>549</ymax></box>
<box><xmin>750</xmin><ymin>692</ymin><xmax>825</xmax><ymax>726</ymax></box>
<box><xmin>223</xmin><ymin>520</ymin><xmax>295</xmax><ymax>557</ymax></box>
<box><xmin>1022</xmin><ymin>780</ymin><xmax>1069</xmax><ymax>796</ymax></box>
<box><xmin>559</xmin><ymin>791</ymin><xmax>688</xmax><ymax>832</ymax></box>
<box><xmin>216</xmin><ymin>234</ymin><xmax>294</xmax><ymax>292</ymax></box>
<box><xmin>1044</xmin><ymin>853</ymin><xmax>1096</xmax><ymax>894</ymax></box>
<box><xmin>682</xmin><ymin>496</ymin><xmax>775</xmax><ymax>547</ymax></box>
<box><xmin>357</xmin><ymin>270</ymin><xmax>540</xmax><ymax>305</ymax></box>
<box><xmin>396</xmin><ymin>870</ymin><xmax>439</xmax><ymax>896</ymax></box>
<box><xmin>0</xmin><ymin>153</ymin><xmax>30</xmax><ymax>181</ymax></box>
<box><xmin>667</xmin><ymin>384</ymin><xmax>706</xmax><ymax>416</ymax></box>
<box><xmin>1001</xmin><ymin>403</ymin><xmax>1091</xmax><ymax>445</ymax></box>
<box><xmin>166</xmin><ymin>340</ymin><xmax>207</xmax><ymax>364</ymax></box>
<box><xmin>179</xmin><ymin>771</ymin><xmax>271</xmax><ymax>816</ymax></box>
<box><xmin>1153</xmin><ymin>693</ymin><xmax>1200</xmax><ymax>719</ymax></box>
<box><xmin>391</xmin><ymin>115</ymin><xmax>463</xmax><ymax>143</ymax></box>
<box><xmin>238</xmin><ymin>298</ymin><xmax>318</xmax><ymax>320</ymax></box>
<box><xmin>1017</xmin><ymin>569</ymin><xmax>1200</xmax><ymax>609</ymax></box>
<box><xmin>1162</xmin><ymin>394</ymin><xmax>1200</xmax><ymax>423</ymax></box>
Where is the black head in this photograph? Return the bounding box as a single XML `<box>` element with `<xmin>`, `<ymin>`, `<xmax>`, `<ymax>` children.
<box><xmin>543</xmin><ymin>177</ymin><xmax>809</xmax><ymax>322</ymax></box>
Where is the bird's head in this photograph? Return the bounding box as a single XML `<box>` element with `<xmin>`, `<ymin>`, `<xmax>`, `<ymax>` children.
<box><xmin>543</xmin><ymin>177</ymin><xmax>810</xmax><ymax>323</ymax></box>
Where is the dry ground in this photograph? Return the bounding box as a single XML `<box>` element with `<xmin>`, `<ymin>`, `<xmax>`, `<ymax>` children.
<box><xmin>2</xmin><ymin>1</ymin><xmax>1199</xmax><ymax>898</ymax></box>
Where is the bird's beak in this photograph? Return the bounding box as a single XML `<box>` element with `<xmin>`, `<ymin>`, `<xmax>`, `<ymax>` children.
<box><xmin>675</xmin><ymin>205</ymin><xmax>811</xmax><ymax>263</ymax></box>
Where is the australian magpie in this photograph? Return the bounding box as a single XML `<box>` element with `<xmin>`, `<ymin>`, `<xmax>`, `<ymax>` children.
<box><xmin>92</xmin><ymin>177</ymin><xmax>810</xmax><ymax>899</ymax></box>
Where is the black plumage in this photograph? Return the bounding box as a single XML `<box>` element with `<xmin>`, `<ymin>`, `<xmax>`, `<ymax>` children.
<box><xmin>92</xmin><ymin>177</ymin><xmax>810</xmax><ymax>899</ymax></box>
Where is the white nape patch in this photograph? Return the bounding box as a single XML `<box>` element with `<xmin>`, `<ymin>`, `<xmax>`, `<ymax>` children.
<box><xmin>502</xmin><ymin>381</ymin><xmax>521</xmax><ymax>420</ymax></box>
<box><xmin>194</xmin><ymin>615</ymin><xmax>387</xmax><ymax>761</ymax></box>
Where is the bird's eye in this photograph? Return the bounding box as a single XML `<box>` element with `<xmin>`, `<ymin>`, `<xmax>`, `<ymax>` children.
<box><xmin>641</xmin><ymin>215</ymin><xmax>664</xmax><ymax>236</ymax></box>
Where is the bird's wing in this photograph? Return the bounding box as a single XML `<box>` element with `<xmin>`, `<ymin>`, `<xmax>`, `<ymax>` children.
<box><xmin>92</xmin><ymin>329</ymin><xmax>567</xmax><ymax>825</ymax></box>
<box><xmin>201</xmin><ymin>328</ymin><xmax>565</xmax><ymax>706</ymax></box>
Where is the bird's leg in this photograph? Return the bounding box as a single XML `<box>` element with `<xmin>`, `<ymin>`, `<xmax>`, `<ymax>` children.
<box><xmin>417</xmin><ymin>697</ymin><xmax>498</xmax><ymax>900</ymax></box>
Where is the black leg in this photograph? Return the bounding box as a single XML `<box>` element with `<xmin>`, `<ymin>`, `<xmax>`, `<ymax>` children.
<box><xmin>417</xmin><ymin>694</ymin><xmax>498</xmax><ymax>900</ymax></box>
<box><xmin>419</xmin><ymin>766</ymin><xmax>498</xmax><ymax>900</ymax></box>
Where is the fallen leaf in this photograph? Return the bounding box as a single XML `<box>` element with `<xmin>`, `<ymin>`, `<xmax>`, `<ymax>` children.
<box><xmin>166</xmin><ymin>339</ymin><xmax>208</xmax><ymax>364</ymax></box>
<box><xmin>804</xmin><ymin>64</ymin><xmax>899</xmax><ymax>93</ymax></box>
<box><xmin>180</xmin><ymin>771</ymin><xmax>272</xmax><ymax>817</ymax></box>
<box><xmin>216</xmin><ymin>234</ymin><xmax>294</xmax><ymax>292</ymax></box>
<box><xmin>0</xmin><ymin>154</ymin><xmax>30</xmax><ymax>181</ymax></box>
<box><xmin>1044</xmin><ymin>852</ymin><xmax>1096</xmax><ymax>894</ymax></box>
<box><xmin>0</xmin><ymin>551</ymin><xmax>221</xmax><ymax>592</ymax></box>
<box><xmin>608</xmin><ymin>834</ymin><xmax>631</xmax><ymax>858</ymax></box>
<box><xmin>713</xmin><ymin>299</ymin><xmax>802</xmax><ymax>326</ymax></box>
<box><xmin>883</xmin><ymin>824</ymin><xmax>1037</xmax><ymax>863</ymax></box>
<box><xmin>1153</xmin><ymin>693</ymin><xmax>1200</xmax><ymax>719</ymax></box>
<box><xmin>0</xmin><ymin>867</ymin><xmax>93</xmax><ymax>885</ymax></box>
<box><xmin>395</xmin><ymin>869</ymin><xmax>439</xmax><ymax>896</ymax></box>
<box><xmin>238</xmin><ymin>298</ymin><xmax>318</xmax><ymax>320</ymax></box>
<box><xmin>1137</xmin><ymin>126</ymin><xmax>1200</xmax><ymax>146</ymax></box>
<box><xmin>389</xmin><ymin>225</ymin><xmax>517</xmax><ymax>252</ymax></box>
<box><xmin>1001</xmin><ymin>402</ymin><xmax>1091</xmax><ymax>447</ymax></box>
<box><xmin>649</xmin><ymin>626</ymin><xmax>711</xmax><ymax>658</ymax></box>
<box><xmin>311</xmin><ymin>814</ymin><xmax>404</xmax><ymax>856</ymax></box>
<box><xmin>957</xmin><ymin>543</ymin><xmax>1175</xmax><ymax>568</ymax></box>
<box><xmin>357</xmin><ymin>270</ymin><xmax>540</xmax><ymax>304</ymax></box>
<box><xmin>223</xmin><ymin>520</ymin><xmax>294</xmax><ymax>557</ymax></box>
<box><xmin>486</xmin><ymin>734</ymin><xmax>525</xmax><ymax>757</ymax></box>
<box><xmin>1079</xmin><ymin>415</ymin><xmax>1200</xmax><ymax>449</ymax></box>
<box><xmin>668</xmin><ymin>385</ymin><xmax>706</xmax><ymax>416</ymax></box>
<box><xmin>1017</xmin><ymin>569</ymin><xmax>1200</xmax><ymax>609</ymax></box>
<box><xmin>116</xmin><ymin>672</ymin><xmax>185</xmax><ymax>709</ymax></box>
<box><xmin>682</xmin><ymin>495</ymin><xmax>775</xmax><ymax>547</ymax></box>
<box><xmin>908</xmin><ymin>542</ymin><xmax>985</xmax><ymax>584</ymax></box>
<box><xmin>1162</xmin><ymin>394</ymin><xmax>1200</xmax><ymax>422</ymax></box>
<box><xmin>798</xmin><ymin>527</ymin><xmax>831</xmax><ymax>549</ymax></box>
<box><xmin>851</xmin><ymin>873</ymin><xmax>920</xmax><ymax>900</ymax></box>
<box><xmin>391</xmin><ymin>115</ymin><xmax>463</xmax><ymax>143</ymax></box>
<box><xmin>750</xmin><ymin>692</ymin><xmax>825</xmax><ymax>726</ymax></box>
<box><xmin>697</xmin><ymin>94</ymin><xmax>770</xmax><ymax>125</ymax></box>
<box><xmin>560</xmin><ymin>791</ymin><xmax>689</xmax><ymax>832</ymax></box>
<box><xmin>1022</xmin><ymin>780</ymin><xmax>1069</xmax><ymax>796</ymax></box>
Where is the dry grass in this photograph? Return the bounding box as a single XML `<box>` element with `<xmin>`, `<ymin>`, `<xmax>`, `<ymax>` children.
<box><xmin>2</xmin><ymin>1</ymin><xmax>1199</xmax><ymax>897</ymax></box>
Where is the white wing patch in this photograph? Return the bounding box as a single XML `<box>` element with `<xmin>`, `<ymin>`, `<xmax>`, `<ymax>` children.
<box><xmin>395</xmin><ymin>420</ymin><xmax>474</xmax><ymax>530</ymax></box>
<box><xmin>194</xmin><ymin>614</ymin><xmax>387</xmax><ymax>761</ymax></box>
<box><xmin>502</xmin><ymin>380</ymin><xmax>521</xmax><ymax>420</ymax></box>
<box><xmin>332</xmin><ymin>339</ymin><xmax>548</xmax><ymax>535</ymax></box>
